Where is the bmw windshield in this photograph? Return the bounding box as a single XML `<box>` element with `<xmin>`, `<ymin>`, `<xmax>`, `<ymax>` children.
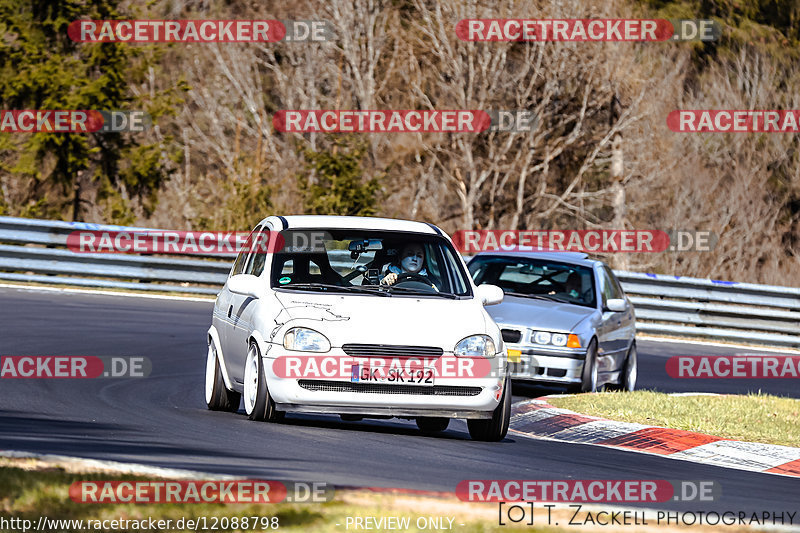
<box><xmin>469</xmin><ymin>255</ymin><xmax>596</xmax><ymax>308</ymax></box>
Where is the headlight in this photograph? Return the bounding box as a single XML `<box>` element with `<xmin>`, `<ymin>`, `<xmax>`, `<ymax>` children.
<box><xmin>454</xmin><ymin>335</ymin><xmax>496</xmax><ymax>358</ymax></box>
<box><xmin>533</xmin><ymin>331</ymin><xmax>551</xmax><ymax>345</ymax></box>
<box><xmin>551</xmin><ymin>333</ymin><xmax>567</xmax><ymax>347</ymax></box>
<box><xmin>283</xmin><ymin>328</ymin><xmax>331</xmax><ymax>352</ymax></box>
<box><xmin>531</xmin><ymin>331</ymin><xmax>581</xmax><ymax>348</ymax></box>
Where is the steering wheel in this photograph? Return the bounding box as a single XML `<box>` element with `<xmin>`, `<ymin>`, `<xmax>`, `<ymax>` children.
<box><xmin>395</xmin><ymin>272</ymin><xmax>439</xmax><ymax>292</ymax></box>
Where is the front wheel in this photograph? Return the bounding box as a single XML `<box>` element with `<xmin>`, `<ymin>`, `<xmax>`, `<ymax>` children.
<box><xmin>205</xmin><ymin>342</ymin><xmax>241</xmax><ymax>412</ymax></box>
<box><xmin>608</xmin><ymin>343</ymin><xmax>637</xmax><ymax>392</ymax></box>
<box><xmin>243</xmin><ymin>342</ymin><xmax>284</xmax><ymax>422</ymax></box>
<box><xmin>467</xmin><ymin>377</ymin><xmax>511</xmax><ymax>441</ymax></box>
<box><xmin>570</xmin><ymin>339</ymin><xmax>599</xmax><ymax>393</ymax></box>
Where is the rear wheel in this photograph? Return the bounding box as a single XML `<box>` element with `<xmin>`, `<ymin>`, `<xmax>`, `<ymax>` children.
<box><xmin>467</xmin><ymin>377</ymin><xmax>511</xmax><ymax>441</ymax></box>
<box><xmin>205</xmin><ymin>341</ymin><xmax>240</xmax><ymax>412</ymax></box>
<box><xmin>416</xmin><ymin>417</ymin><xmax>450</xmax><ymax>434</ymax></box>
<box><xmin>243</xmin><ymin>342</ymin><xmax>284</xmax><ymax>422</ymax></box>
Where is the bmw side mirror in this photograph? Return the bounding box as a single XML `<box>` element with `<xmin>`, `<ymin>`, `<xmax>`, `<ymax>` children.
<box><xmin>228</xmin><ymin>274</ymin><xmax>263</xmax><ymax>299</ymax></box>
<box><xmin>605</xmin><ymin>298</ymin><xmax>627</xmax><ymax>312</ymax></box>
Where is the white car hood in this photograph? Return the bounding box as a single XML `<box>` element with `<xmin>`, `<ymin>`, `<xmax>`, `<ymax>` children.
<box><xmin>273</xmin><ymin>291</ymin><xmax>488</xmax><ymax>351</ymax></box>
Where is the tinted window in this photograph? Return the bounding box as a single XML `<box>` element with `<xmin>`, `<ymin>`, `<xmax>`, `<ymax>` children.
<box><xmin>231</xmin><ymin>225</ymin><xmax>262</xmax><ymax>276</ymax></box>
<box><xmin>245</xmin><ymin>228</ymin><xmax>270</xmax><ymax>277</ymax></box>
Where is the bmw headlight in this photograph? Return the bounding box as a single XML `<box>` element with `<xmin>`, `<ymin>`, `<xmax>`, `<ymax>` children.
<box><xmin>454</xmin><ymin>335</ymin><xmax>496</xmax><ymax>358</ymax></box>
<box><xmin>530</xmin><ymin>330</ymin><xmax>581</xmax><ymax>348</ymax></box>
<box><xmin>283</xmin><ymin>328</ymin><xmax>331</xmax><ymax>352</ymax></box>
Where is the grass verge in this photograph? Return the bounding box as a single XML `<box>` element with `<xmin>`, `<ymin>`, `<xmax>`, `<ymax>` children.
<box><xmin>546</xmin><ymin>391</ymin><xmax>800</xmax><ymax>447</ymax></box>
<box><xmin>0</xmin><ymin>458</ymin><xmax>552</xmax><ymax>533</ymax></box>
<box><xmin>0</xmin><ymin>457</ymin><xmax>759</xmax><ymax>533</ymax></box>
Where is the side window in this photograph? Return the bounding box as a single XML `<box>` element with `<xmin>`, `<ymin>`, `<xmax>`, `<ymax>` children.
<box><xmin>424</xmin><ymin>243</ymin><xmax>443</xmax><ymax>288</ymax></box>
<box><xmin>441</xmin><ymin>245</ymin><xmax>469</xmax><ymax>295</ymax></box>
<box><xmin>246</xmin><ymin>228</ymin><xmax>270</xmax><ymax>277</ymax></box>
<box><xmin>598</xmin><ymin>267</ymin><xmax>614</xmax><ymax>306</ymax></box>
<box><xmin>598</xmin><ymin>266</ymin><xmax>624</xmax><ymax>307</ymax></box>
<box><xmin>231</xmin><ymin>225</ymin><xmax>262</xmax><ymax>277</ymax></box>
<box><xmin>231</xmin><ymin>251</ymin><xmax>248</xmax><ymax>277</ymax></box>
<box><xmin>603</xmin><ymin>266</ymin><xmax>625</xmax><ymax>300</ymax></box>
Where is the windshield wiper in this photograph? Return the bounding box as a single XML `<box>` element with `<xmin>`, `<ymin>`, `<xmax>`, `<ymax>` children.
<box><xmin>280</xmin><ymin>283</ymin><xmax>390</xmax><ymax>296</ymax></box>
<box><xmin>386</xmin><ymin>286</ymin><xmax>458</xmax><ymax>298</ymax></box>
<box><xmin>504</xmin><ymin>291</ymin><xmax>565</xmax><ymax>303</ymax></box>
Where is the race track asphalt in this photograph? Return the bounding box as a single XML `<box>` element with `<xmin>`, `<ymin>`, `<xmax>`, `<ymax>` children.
<box><xmin>1</xmin><ymin>286</ymin><xmax>798</xmax><ymax>514</ymax></box>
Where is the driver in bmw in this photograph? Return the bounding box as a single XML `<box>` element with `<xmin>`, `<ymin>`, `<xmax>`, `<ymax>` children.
<box><xmin>380</xmin><ymin>243</ymin><xmax>436</xmax><ymax>288</ymax></box>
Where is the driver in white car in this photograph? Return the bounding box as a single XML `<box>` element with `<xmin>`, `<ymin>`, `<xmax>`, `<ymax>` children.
<box><xmin>380</xmin><ymin>243</ymin><xmax>431</xmax><ymax>286</ymax></box>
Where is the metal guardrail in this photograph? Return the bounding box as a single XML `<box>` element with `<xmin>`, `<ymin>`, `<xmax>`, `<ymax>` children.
<box><xmin>0</xmin><ymin>216</ymin><xmax>798</xmax><ymax>348</ymax></box>
<box><xmin>613</xmin><ymin>271</ymin><xmax>800</xmax><ymax>347</ymax></box>
<box><xmin>0</xmin><ymin>216</ymin><xmax>232</xmax><ymax>294</ymax></box>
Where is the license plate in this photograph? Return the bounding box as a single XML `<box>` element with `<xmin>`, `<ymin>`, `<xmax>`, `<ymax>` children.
<box><xmin>507</xmin><ymin>349</ymin><xmax>522</xmax><ymax>363</ymax></box>
<box><xmin>351</xmin><ymin>365</ymin><xmax>434</xmax><ymax>386</ymax></box>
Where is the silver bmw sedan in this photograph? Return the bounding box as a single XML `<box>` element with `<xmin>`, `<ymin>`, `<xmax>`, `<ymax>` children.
<box><xmin>468</xmin><ymin>251</ymin><xmax>637</xmax><ymax>393</ymax></box>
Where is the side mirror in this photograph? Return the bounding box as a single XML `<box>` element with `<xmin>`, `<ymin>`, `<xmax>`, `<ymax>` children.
<box><xmin>228</xmin><ymin>274</ymin><xmax>263</xmax><ymax>299</ymax></box>
<box><xmin>475</xmin><ymin>284</ymin><xmax>504</xmax><ymax>306</ymax></box>
<box><xmin>605</xmin><ymin>298</ymin><xmax>627</xmax><ymax>312</ymax></box>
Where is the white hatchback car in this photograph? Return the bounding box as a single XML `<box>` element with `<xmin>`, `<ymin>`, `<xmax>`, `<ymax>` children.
<box><xmin>205</xmin><ymin>215</ymin><xmax>511</xmax><ymax>441</ymax></box>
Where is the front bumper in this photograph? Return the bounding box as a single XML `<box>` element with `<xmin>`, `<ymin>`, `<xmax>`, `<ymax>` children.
<box><xmin>262</xmin><ymin>345</ymin><xmax>505</xmax><ymax>418</ymax></box>
<box><xmin>501</xmin><ymin>327</ymin><xmax>586</xmax><ymax>385</ymax></box>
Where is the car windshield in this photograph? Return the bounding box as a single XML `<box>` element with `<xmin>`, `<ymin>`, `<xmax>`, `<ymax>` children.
<box><xmin>469</xmin><ymin>255</ymin><xmax>596</xmax><ymax>308</ymax></box>
<box><xmin>270</xmin><ymin>229</ymin><xmax>471</xmax><ymax>297</ymax></box>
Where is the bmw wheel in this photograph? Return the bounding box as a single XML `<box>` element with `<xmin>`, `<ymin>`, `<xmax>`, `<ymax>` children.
<box><xmin>609</xmin><ymin>343</ymin><xmax>637</xmax><ymax>392</ymax></box>
<box><xmin>571</xmin><ymin>339</ymin><xmax>599</xmax><ymax>393</ymax></box>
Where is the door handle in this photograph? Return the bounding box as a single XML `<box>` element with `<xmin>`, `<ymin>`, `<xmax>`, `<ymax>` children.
<box><xmin>227</xmin><ymin>305</ymin><xmax>233</xmax><ymax>318</ymax></box>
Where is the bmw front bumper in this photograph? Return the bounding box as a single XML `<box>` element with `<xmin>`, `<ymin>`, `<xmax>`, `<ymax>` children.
<box><xmin>500</xmin><ymin>326</ymin><xmax>586</xmax><ymax>385</ymax></box>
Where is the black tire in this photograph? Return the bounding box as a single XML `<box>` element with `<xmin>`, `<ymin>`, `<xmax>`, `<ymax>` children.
<box><xmin>205</xmin><ymin>342</ymin><xmax>241</xmax><ymax>412</ymax></box>
<box><xmin>608</xmin><ymin>343</ymin><xmax>637</xmax><ymax>392</ymax></box>
<box><xmin>416</xmin><ymin>417</ymin><xmax>450</xmax><ymax>433</ymax></box>
<box><xmin>570</xmin><ymin>339</ymin><xmax>600</xmax><ymax>393</ymax></box>
<box><xmin>467</xmin><ymin>377</ymin><xmax>511</xmax><ymax>441</ymax></box>
<box><xmin>244</xmin><ymin>342</ymin><xmax>284</xmax><ymax>422</ymax></box>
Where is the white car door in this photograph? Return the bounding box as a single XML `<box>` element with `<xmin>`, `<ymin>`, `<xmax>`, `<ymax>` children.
<box><xmin>227</xmin><ymin>225</ymin><xmax>271</xmax><ymax>384</ymax></box>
